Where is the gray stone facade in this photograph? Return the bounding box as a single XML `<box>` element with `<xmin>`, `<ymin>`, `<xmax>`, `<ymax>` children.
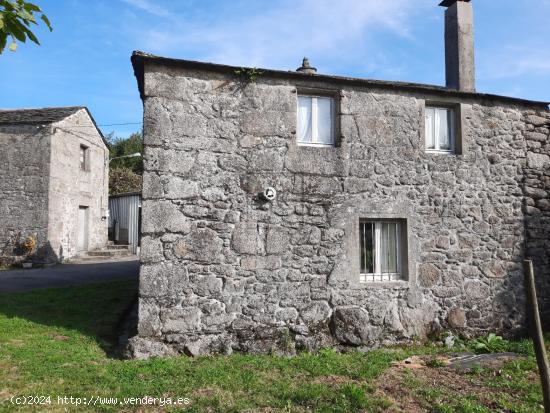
<box><xmin>129</xmin><ymin>52</ymin><xmax>550</xmax><ymax>358</ymax></box>
<box><xmin>0</xmin><ymin>107</ymin><xmax>109</xmax><ymax>263</ymax></box>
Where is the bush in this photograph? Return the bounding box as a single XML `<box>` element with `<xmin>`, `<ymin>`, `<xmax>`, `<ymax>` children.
<box><xmin>109</xmin><ymin>167</ymin><xmax>142</xmax><ymax>195</ymax></box>
<box><xmin>471</xmin><ymin>333</ymin><xmax>509</xmax><ymax>354</ymax></box>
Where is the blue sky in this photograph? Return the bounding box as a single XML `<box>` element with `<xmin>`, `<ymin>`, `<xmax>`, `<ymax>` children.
<box><xmin>1</xmin><ymin>0</ymin><xmax>549</xmax><ymax>139</ymax></box>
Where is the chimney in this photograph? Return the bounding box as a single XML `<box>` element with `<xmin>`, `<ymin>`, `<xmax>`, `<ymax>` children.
<box><xmin>296</xmin><ymin>57</ymin><xmax>317</xmax><ymax>74</ymax></box>
<box><xmin>440</xmin><ymin>0</ymin><xmax>475</xmax><ymax>92</ymax></box>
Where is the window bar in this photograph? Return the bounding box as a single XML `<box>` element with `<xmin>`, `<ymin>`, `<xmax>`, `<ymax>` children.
<box><xmin>364</xmin><ymin>223</ymin><xmax>368</xmax><ymax>278</ymax></box>
<box><xmin>382</xmin><ymin>223</ymin><xmax>386</xmax><ymax>282</ymax></box>
<box><xmin>359</xmin><ymin>222</ymin><xmax>367</xmax><ymax>273</ymax></box>
<box><xmin>370</xmin><ymin>222</ymin><xmax>378</xmax><ymax>281</ymax></box>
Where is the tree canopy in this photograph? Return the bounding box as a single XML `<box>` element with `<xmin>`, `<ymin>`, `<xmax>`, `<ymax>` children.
<box><xmin>0</xmin><ymin>0</ymin><xmax>52</xmax><ymax>53</ymax></box>
<box><xmin>107</xmin><ymin>131</ymin><xmax>143</xmax><ymax>174</ymax></box>
<box><xmin>107</xmin><ymin>131</ymin><xmax>143</xmax><ymax>195</ymax></box>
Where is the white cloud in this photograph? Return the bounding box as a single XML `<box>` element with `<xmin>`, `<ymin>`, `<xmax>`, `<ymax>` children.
<box><xmin>129</xmin><ymin>0</ymin><xmax>427</xmax><ymax>71</ymax></box>
<box><xmin>479</xmin><ymin>47</ymin><xmax>550</xmax><ymax>80</ymax></box>
<box><xmin>121</xmin><ymin>0</ymin><xmax>169</xmax><ymax>17</ymax></box>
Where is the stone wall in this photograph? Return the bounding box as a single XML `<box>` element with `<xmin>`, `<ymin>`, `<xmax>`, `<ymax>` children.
<box><xmin>523</xmin><ymin>110</ymin><xmax>550</xmax><ymax>325</ymax></box>
<box><xmin>0</xmin><ymin>124</ymin><xmax>51</xmax><ymax>259</ymax></box>
<box><xmin>131</xmin><ymin>62</ymin><xmax>550</xmax><ymax>357</ymax></box>
<box><xmin>48</xmin><ymin>109</ymin><xmax>109</xmax><ymax>260</ymax></box>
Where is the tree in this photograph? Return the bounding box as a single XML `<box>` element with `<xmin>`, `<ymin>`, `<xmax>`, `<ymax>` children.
<box><xmin>107</xmin><ymin>131</ymin><xmax>143</xmax><ymax>195</ymax></box>
<box><xmin>107</xmin><ymin>132</ymin><xmax>143</xmax><ymax>174</ymax></box>
<box><xmin>0</xmin><ymin>0</ymin><xmax>52</xmax><ymax>53</ymax></box>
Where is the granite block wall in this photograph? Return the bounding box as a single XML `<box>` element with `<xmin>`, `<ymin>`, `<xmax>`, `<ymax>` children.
<box><xmin>523</xmin><ymin>111</ymin><xmax>550</xmax><ymax>324</ymax></box>
<box><xmin>129</xmin><ymin>63</ymin><xmax>550</xmax><ymax>357</ymax></box>
<box><xmin>0</xmin><ymin>109</ymin><xmax>109</xmax><ymax>263</ymax></box>
<box><xmin>0</xmin><ymin>124</ymin><xmax>51</xmax><ymax>258</ymax></box>
<box><xmin>48</xmin><ymin>109</ymin><xmax>109</xmax><ymax>260</ymax></box>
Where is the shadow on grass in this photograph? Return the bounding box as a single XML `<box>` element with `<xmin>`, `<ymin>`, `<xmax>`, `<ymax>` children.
<box><xmin>0</xmin><ymin>279</ymin><xmax>138</xmax><ymax>356</ymax></box>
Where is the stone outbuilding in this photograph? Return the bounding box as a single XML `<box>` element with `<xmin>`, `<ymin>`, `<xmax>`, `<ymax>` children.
<box><xmin>127</xmin><ymin>0</ymin><xmax>550</xmax><ymax>357</ymax></box>
<box><xmin>0</xmin><ymin>107</ymin><xmax>109</xmax><ymax>263</ymax></box>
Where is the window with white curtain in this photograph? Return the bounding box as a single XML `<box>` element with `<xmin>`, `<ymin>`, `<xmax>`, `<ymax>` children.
<box><xmin>359</xmin><ymin>220</ymin><xmax>403</xmax><ymax>282</ymax></box>
<box><xmin>425</xmin><ymin>106</ymin><xmax>455</xmax><ymax>153</ymax></box>
<box><xmin>297</xmin><ymin>95</ymin><xmax>335</xmax><ymax>146</ymax></box>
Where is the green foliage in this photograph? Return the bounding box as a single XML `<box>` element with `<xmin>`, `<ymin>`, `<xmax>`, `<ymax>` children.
<box><xmin>470</xmin><ymin>333</ymin><xmax>510</xmax><ymax>354</ymax></box>
<box><xmin>107</xmin><ymin>132</ymin><xmax>143</xmax><ymax>195</ymax></box>
<box><xmin>451</xmin><ymin>333</ymin><xmax>532</xmax><ymax>355</ymax></box>
<box><xmin>0</xmin><ymin>0</ymin><xmax>52</xmax><ymax>53</ymax></box>
<box><xmin>107</xmin><ymin>132</ymin><xmax>143</xmax><ymax>174</ymax></box>
<box><xmin>234</xmin><ymin>67</ymin><xmax>264</xmax><ymax>83</ymax></box>
<box><xmin>109</xmin><ymin>166</ymin><xmax>142</xmax><ymax>195</ymax></box>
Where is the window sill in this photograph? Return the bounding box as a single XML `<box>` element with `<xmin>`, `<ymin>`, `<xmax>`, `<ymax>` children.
<box><xmin>297</xmin><ymin>142</ymin><xmax>336</xmax><ymax>148</ymax></box>
<box><xmin>425</xmin><ymin>150</ymin><xmax>455</xmax><ymax>155</ymax></box>
<box><xmin>357</xmin><ymin>279</ymin><xmax>409</xmax><ymax>289</ymax></box>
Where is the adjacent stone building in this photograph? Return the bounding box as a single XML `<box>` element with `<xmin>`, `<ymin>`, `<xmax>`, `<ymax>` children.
<box><xmin>0</xmin><ymin>107</ymin><xmax>109</xmax><ymax>263</ymax></box>
<box><xmin>128</xmin><ymin>0</ymin><xmax>550</xmax><ymax>357</ymax></box>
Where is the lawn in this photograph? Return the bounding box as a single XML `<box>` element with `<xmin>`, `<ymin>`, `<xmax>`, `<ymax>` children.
<box><xmin>0</xmin><ymin>280</ymin><xmax>546</xmax><ymax>412</ymax></box>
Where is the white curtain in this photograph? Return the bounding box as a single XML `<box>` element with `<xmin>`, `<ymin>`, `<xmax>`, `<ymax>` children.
<box><xmin>316</xmin><ymin>97</ymin><xmax>333</xmax><ymax>144</ymax></box>
<box><xmin>380</xmin><ymin>222</ymin><xmax>397</xmax><ymax>273</ymax></box>
<box><xmin>298</xmin><ymin>97</ymin><xmax>312</xmax><ymax>143</ymax></box>
<box><xmin>425</xmin><ymin>108</ymin><xmax>435</xmax><ymax>149</ymax></box>
<box><xmin>437</xmin><ymin>108</ymin><xmax>450</xmax><ymax>150</ymax></box>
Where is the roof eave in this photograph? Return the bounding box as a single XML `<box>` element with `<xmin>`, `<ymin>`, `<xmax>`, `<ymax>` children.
<box><xmin>130</xmin><ymin>51</ymin><xmax>550</xmax><ymax>109</ymax></box>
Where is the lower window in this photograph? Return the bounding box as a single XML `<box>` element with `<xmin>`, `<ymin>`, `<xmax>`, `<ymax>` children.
<box><xmin>359</xmin><ymin>220</ymin><xmax>403</xmax><ymax>282</ymax></box>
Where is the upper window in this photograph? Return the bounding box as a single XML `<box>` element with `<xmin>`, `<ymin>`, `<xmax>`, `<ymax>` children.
<box><xmin>425</xmin><ymin>106</ymin><xmax>455</xmax><ymax>153</ymax></box>
<box><xmin>80</xmin><ymin>145</ymin><xmax>89</xmax><ymax>171</ymax></box>
<box><xmin>359</xmin><ymin>220</ymin><xmax>403</xmax><ymax>282</ymax></box>
<box><xmin>297</xmin><ymin>95</ymin><xmax>335</xmax><ymax>146</ymax></box>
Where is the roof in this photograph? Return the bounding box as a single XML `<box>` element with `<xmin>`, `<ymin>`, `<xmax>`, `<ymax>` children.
<box><xmin>109</xmin><ymin>191</ymin><xmax>142</xmax><ymax>199</ymax></box>
<box><xmin>131</xmin><ymin>51</ymin><xmax>549</xmax><ymax>109</ymax></box>
<box><xmin>0</xmin><ymin>106</ymin><xmax>106</xmax><ymax>142</ymax></box>
<box><xmin>439</xmin><ymin>0</ymin><xmax>471</xmax><ymax>7</ymax></box>
<box><xmin>0</xmin><ymin>106</ymin><xmax>83</xmax><ymax>124</ymax></box>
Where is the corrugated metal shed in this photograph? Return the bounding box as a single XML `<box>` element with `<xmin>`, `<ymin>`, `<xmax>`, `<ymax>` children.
<box><xmin>108</xmin><ymin>192</ymin><xmax>141</xmax><ymax>254</ymax></box>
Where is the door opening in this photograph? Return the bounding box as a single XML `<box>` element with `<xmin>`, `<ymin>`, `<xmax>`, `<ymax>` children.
<box><xmin>77</xmin><ymin>206</ymin><xmax>89</xmax><ymax>252</ymax></box>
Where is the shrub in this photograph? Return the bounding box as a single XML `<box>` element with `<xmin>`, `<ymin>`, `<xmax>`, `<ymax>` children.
<box><xmin>471</xmin><ymin>333</ymin><xmax>509</xmax><ymax>354</ymax></box>
<box><xmin>109</xmin><ymin>167</ymin><xmax>142</xmax><ymax>195</ymax></box>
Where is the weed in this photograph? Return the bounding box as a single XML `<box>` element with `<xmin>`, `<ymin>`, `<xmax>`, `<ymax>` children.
<box><xmin>469</xmin><ymin>333</ymin><xmax>510</xmax><ymax>354</ymax></box>
<box><xmin>234</xmin><ymin>67</ymin><xmax>264</xmax><ymax>83</ymax></box>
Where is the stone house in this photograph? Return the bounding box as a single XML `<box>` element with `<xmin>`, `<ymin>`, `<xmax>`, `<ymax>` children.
<box><xmin>0</xmin><ymin>107</ymin><xmax>109</xmax><ymax>263</ymax></box>
<box><xmin>128</xmin><ymin>0</ymin><xmax>550</xmax><ymax>357</ymax></box>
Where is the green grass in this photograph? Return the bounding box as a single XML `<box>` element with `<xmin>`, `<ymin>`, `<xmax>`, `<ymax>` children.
<box><xmin>0</xmin><ymin>280</ymin><xmax>547</xmax><ymax>412</ymax></box>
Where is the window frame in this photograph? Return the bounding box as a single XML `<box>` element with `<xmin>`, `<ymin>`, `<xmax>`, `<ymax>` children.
<box><xmin>80</xmin><ymin>144</ymin><xmax>89</xmax><ymax>172</ymax></box>
<box><xmin>424</xmin><ymin>105</ymin><xmax>456</xmax><ymax>154</ymax></box>
<box><xmin>359</xmin><ymin>219</ymin><xmax>405</xmax><ymax>283</ymax></box>
<box><xmin>296</xmin><ymin>94</ymin><xmax>336</xmax><ymax>147</ymax></box>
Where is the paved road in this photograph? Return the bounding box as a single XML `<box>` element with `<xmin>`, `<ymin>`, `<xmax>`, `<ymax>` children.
<box><xmin>0</xmin><ymin>259</ymin><xmax>140</xmax><ymax>293</ymax></box>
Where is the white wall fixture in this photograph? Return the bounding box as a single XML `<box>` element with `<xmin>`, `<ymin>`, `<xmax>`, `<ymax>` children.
<box><xmin>259</xmin><ymin>187</ymin><xmax>277</xmax><ymax>202</ymax></box>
